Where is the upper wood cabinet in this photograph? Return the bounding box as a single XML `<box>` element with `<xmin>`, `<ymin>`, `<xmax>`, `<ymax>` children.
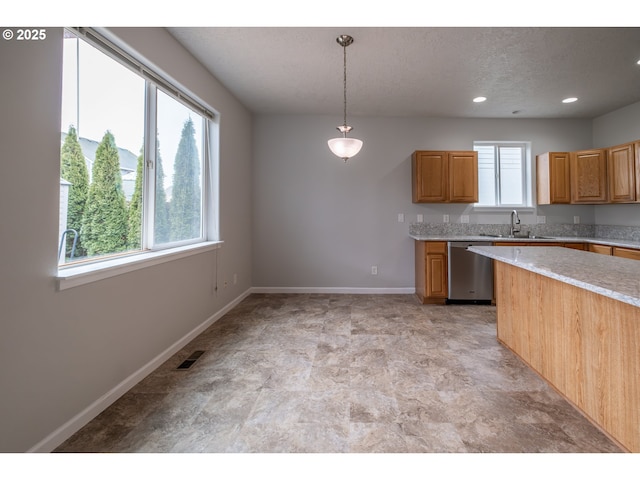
<box><xmin>537</xmin><ymin>140</ymin><xmax>640</xmax><ymax>205</ymax></box>
<box><xmin>607</xmin><ymin>142</ymin><xmax>639</xmax><ymax>203</ymax></box>
<box><xmin>570</xmin><ymin>149</ymin><xmax>608</xmax><ymax>204</ymax></box>
<box><xmin>412</xmin><ymin>150</ymin><xmax>478</xmax><ymax>203</ymax></box>
<box><xmin>536</xmin><ymin>152</ymin><xmax>571</xmax><ymax>204</ymax></box>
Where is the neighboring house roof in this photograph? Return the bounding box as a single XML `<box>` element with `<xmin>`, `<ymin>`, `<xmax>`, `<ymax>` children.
<box><xmin>60</xmin><ymin>132</ymin><xmax>138</xmax><ymax>174</ymax></box>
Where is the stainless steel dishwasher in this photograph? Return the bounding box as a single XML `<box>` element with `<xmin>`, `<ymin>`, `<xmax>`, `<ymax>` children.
<box><xmin>447</xmin><ymin>241</ymin><xmax>493</xmax><ymax>304</ymax></box>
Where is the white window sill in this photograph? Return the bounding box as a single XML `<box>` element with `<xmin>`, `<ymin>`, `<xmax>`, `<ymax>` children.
<box><xmin>56</xmin><ymin>241</ymin><xmax>223</xmax><ymax>291</ymax></box>
<box><xmin>472</xmin><ymin>205</ymin><xmax>536</xmax><ymax>214</ymax></box>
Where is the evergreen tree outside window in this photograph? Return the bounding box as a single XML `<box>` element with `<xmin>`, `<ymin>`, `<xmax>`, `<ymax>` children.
<box><xmin>59</xmin><ymin>28</ymin><xmax>215</xmax><ymax>269</ymax></box>
<box><xmin>127</xmin><ymin>148</ymin><xmax>144</xmax><ymax>250</ymax></box>
<box><xmin>60</xmin><ymin>125</ymin><xmax>89</xmax><ymax>258</ymax></box>
<box><xmin>82</xmin><ymin>131</ymin><xmax>129</xmax><ymax>256</ymax></box>
<box><xmin>153</xmin><ymin>141</ymin><xmax>171</xmax><ymax>245</ymax></box>
<box><xmin>169</xmin><ymin>117</ymin><xmax>202</xmax><ymax>242</ymax></box>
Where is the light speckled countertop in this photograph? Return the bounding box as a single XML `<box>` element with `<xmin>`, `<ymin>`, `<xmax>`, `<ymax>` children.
<box><xmin>409</xmin><ymin>234</ymin><xmax>640</xmax><ymax>249</ymax></box>
<box><xmin>468</xmin><ymin>245</ymin><xmax>640</xmax><ymax>308</ymax></box>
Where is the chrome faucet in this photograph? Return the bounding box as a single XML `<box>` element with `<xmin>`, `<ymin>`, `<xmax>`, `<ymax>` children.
<box><xmin>509</xmin><ymin>210</ymin><xmax>521</xmax><ymax>237</ymax></box>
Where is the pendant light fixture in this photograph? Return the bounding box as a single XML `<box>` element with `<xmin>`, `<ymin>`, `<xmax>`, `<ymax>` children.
<box><xmin>327</xmin><ymin>34</ymin><xmax>363</xmax><ymax>162</ymax></box>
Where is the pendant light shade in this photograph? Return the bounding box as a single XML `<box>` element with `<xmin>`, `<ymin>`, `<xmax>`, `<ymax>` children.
<box><xmin>328</xmin><ymin>137</ymin><xmax>363</xmax><ymax>160</ymax></box>
<box><xmin>328</xmin><ymin>35</ymin><xmax>363</xmax><ymax>162</ymax></box>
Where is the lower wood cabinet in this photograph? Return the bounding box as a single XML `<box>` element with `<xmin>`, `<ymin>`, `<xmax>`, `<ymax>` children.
<box><xmin>613</xmin><ymin>247</ymin><xmax>640</xmax><ymax>261</ymax></box>
<box><xmin>563</xmin><ymin>243</ymin><xmax>586</xmax><ymax>250</ymax></box>
<box><xmin>415</xmin><ymin>241</ymin><xmax>639</xmax><ymax>305</ymax></box>
<box><xmin>414</xmin><ymin>241</ymin><xmax>447</xmax><ymax>304</ymax></box>
<box><xmin>589</xmin><ymin>244</ymin><xmax>640</xmax><ymax>260</ymax></box>
<box><xmin>589</xmin><ymin>243</ymin><xmax>613</xmax><ymax>255</ymax></box>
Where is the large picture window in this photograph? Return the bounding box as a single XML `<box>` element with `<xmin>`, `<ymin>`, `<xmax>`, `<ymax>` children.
<box><xmin>59</xmin><ymin>28</ymin><xmax>215</xmax><ymax>269</ymax></box>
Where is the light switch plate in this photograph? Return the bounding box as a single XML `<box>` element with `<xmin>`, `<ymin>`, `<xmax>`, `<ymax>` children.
<box><xmin>574</xmin><ymin>216</ymin><xmax>580</xmax><ymax>224</ymax></box>
<box><xmin>398</xmin><ymin>213</ymin><xmax>405</xmax><ymax>223</ymax></box>
<box><xmin>417</xmin><ymin>214</ymin><xmax>423</xmax><ymax>223</ymax></box>
<box><xmin>537</xmin><ymin>216</ymin><xmax>546</xmax><ymax>224</ymax></box>
<box><xmin>460</xmin><ymin>215</ymin><xmax>469</xmax><ymax>223</ymax></box>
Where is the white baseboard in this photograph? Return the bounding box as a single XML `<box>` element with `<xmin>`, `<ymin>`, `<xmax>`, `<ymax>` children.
<box><xmin>29</xmin><ymin>288</ymin><xmax>253</xmax><ymax>453</ymax></box>
<box><xmin>250</xmin><ymin>286</ymin><xmax>415</xmax><ymax>295</ymax></box>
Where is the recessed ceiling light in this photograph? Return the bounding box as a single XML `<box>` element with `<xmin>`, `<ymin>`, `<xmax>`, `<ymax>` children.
<box><xmin>562</xmin><ymin>97</ymin><xmax>578</xmax><ymax>103</ymax></box>
<box><xmin>473</xmin><ymin>96</ymin><xmax>487</xmax><ymax>103</ymax></box>
<box><xmin>637</xmin><ymin>59</ymin><xmax>640</xmax><ymax>65</ymax></box>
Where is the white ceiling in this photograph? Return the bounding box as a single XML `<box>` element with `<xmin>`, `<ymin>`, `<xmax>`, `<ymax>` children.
<box><xmin>167</xmin><ymin>27</ymin><xmax>640</xmax><ymax>119</ymax></box>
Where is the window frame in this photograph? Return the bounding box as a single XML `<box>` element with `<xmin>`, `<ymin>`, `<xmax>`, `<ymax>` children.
<box><xmin>472</xmin><ymin>140</ymin><xmax>533</xmax><ymax>212</ymax></box>
<box><xmin>57</xmin><ymin>27</ymin><xmax>220</xmax><ymax>290</ymax></box>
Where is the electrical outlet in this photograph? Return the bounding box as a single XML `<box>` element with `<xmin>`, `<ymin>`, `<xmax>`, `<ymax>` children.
<box><xmin>417</xmin><ymin>214</ymin><xmax>423</xmax><ymax>223</ymax></box>
<box><xmin>537</xmin><ymin>216</ymin><xmax>546</xmax><ymax>224</ymax></box>
<box><xmin>460</xmin><ymin>215</ymin><xmax>469</xmax><ymax>223</ymax></box>
<box><xmin>443</xmin><ymin>214</ymin><xmax>450</xmax><ymax>223</ymax></box>
<box><xmin>371</xmin><ymin>266</ymin><xmax>378</xmax><ymax>275</ymax></box>
<box><xmin>573</xmin><ymin>216</ymin><xmax>580</xmax><ymax>224</ymax></box>
<box><xmin>224</xmin><ymin>280</ymin><xmax>228</xmax><ymax>288</ymax></box>
<box><xmin>398</xmin><ymin>213</ymin><xmax>405</xmax><ymax>223</ymax></box>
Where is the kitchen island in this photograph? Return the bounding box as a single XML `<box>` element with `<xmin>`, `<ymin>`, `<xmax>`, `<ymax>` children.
<box><xmin>469</xmin><ymin>245</ymin><xmax>640</xmax><ymax>453</ymax></box>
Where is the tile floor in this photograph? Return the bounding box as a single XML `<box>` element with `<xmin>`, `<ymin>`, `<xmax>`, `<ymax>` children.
<box><xmin>54</xmin><ymin>294</ymin><xmax>621</xmax><ymax>453</ymax></box>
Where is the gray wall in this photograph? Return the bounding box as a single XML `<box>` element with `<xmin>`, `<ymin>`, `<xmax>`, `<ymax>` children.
<box><xmin>592</xmin><ymin>100</ymin><xmax>640</xmax><ymax>227</ymax></box>
<box><xmin>0</xmin><ymin>28</ymin><xmax>253</xmax><ymax>452</ymax></box>
<box><xmin>252</xmin><ymin>115</ymin><xmax>594</xmax><ymax>290</ymax></box>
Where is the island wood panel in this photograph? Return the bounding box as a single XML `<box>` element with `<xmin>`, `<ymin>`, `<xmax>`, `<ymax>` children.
<box><xmin>494</xmin><ymin>261</ymin><xmax>640</xmax><ymax>452</ymax></box>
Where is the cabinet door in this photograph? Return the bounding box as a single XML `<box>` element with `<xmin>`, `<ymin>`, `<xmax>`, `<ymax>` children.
<box><xmin>570</xmin><ymin>149</ymin><xmax>607</xmax><ymax>203</ymax></box>
<box><xmin>425</xmin><ymin>242</ymin><xmax>447</xmax><ymax>301</ymax></box>
<box><xmin>536</xmin><ymin>152</ymin><xmax>571</xmax><ymax>204</ymax></box>
<box><xmin>448</xmin><ymin>151</ymin><xmax>478</xmax><ymax>202</ymax></box>
<box><xmin>412</xmin><ymin>151</ymin><xmax>447</xmax><ymax>203</ymax></box>
<box><xmin>613</xmin><ymin>247</ymin><xmax>640</xmax><ymax>261</ymax></box>
<box><xmin>426</xmin><ymin>253</ymin><xmax>448</xmax><ymax>298</ymax></box>
<box><xmin>588</xmin><ymin>244</ymin><xmax>612</xmax><ymax>255</ymax></box>
<box><xmin>636</xmin><ymin>142</ymin><xmax>640</xmax><ymax>201</ymax></box>
<box><xmin>608</xmin><ymin>143</ymin><xmax>636</xmax><ymax>203</ymax></box>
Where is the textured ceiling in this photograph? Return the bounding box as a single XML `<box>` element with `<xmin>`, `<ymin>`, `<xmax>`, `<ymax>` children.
<box><xmin>167</xmin><ymin>27</ymin><xmax>640</xmax><ymax>119</ymax></box>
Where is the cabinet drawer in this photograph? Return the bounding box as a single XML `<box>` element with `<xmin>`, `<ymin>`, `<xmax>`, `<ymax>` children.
<box><xmin>425</xmin><ymin>241</ymin><xmax>447</xmax><ymax>254</ymax></box>
<box><xmin>613</xmin><ymin>247</ymin><xmax>640</xmax><ymax>261</ymax></box>
<box><xmin>589</xmin><ymin>244</ymin><xmax>613</xmax><ymax>255</ymax></box>
<box><xmin>563</xmin><ymin>243</ymin><xmax>586</xmax><ymax>250</ymax></box>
